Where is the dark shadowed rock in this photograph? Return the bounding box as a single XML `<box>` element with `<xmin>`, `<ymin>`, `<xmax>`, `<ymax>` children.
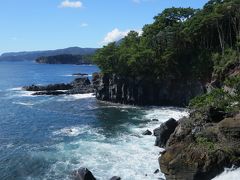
<box><xmin>95</xmin><ymin>74</ymin><xmax>204</xmax><ymax>106</ymax></box>
<box><xmin>142</xmin><ymin>130</ymin><xmax>152</xmax><ymax>135</ymax></box>
<box><xmin>72</xmin><ymin>168</ymin><xmax>96</xmax><ymax>180</ymax></box>
<box><xmin>32</xmin><ymin>91</ymin><xmax>66</xmax><ymax>96</ymax></box>
<box><xmin>73</xmin><ymin>73</ymin><xmax>89</xmax><ymax>76</ymax></box>
<box><xmin>154</xmin><ymin>169</ymin><xmax>160</xmax><ymax>174</ymax></box>
<box><xmin>152</xmin><ymin>119</ymin><xmax>159</xmax><ymax>122</ymax></box>
<box><xmin>23</xmin><ymin>77</ymin><xmax>94</xmax><ymax>96</ymax></box>
<box><xmin>23</xmin><ymin>83</ymin><xmax>73</xmax><ymax>91</ymax></box>
<box><xmin>153</xmin><ymin>118</ymin><xmax>178</xmax><ymax>148</ymax></box>
<box><xmin>110</xmin><ymin>176</ymin><xmax>121</xmax><ymax>180</ymax></box>
<box><xmin>207</xmin><ymin>107</ymin><xmax>227</xmax><ymax>122</ymax></box>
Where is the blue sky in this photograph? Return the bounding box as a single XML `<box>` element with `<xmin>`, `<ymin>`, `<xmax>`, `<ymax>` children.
<box><xmin>0</xmin><ymin>0</ymin><xmax>209</xmax><ymax>54</ymax></box>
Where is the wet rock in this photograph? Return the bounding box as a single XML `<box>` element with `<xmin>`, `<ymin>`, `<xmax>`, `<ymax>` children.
<box><xmin>23</xmin><ymin>83</ymin><xmax>72</xmax><ymax>91</ymax></box>
<box><xmin>23</xmin><ymin>77</ymin><xmax>94</xmax><ymax>96</ymax></box>
<box><xmin>154</xmin><ymin>169</ymin><xmax>160</xmax><ymax>174</ymax></box>
<box><xmin>32</xmin><ymin>91</ymin><xmax>66</xmax><ymax>96</ymax></box>
<box><xmin>72</xmin><ymin>168</ymin><xmax>96</xmax><ymax>180</ymax></box>
<box><xmin>73</xmin><ymin>73</ymin><xmax>88</xmax><ymax>76</ymax></box>
<box><xmin>142</xmin><ymin>130</ymin><xmax>152</xmax><ymax>135</ymax></box>
<box><xmin>152</xmin><ymin>119</ymin><xmax>159</xmax><ymax>122</ymax></box>
<box><xmin>153</xmin><ymin>118</ymin><xmax>178</xmax><ymax>148</ymax></box>
<box><xmin>110</xmin><ymin>176</ymin><xmax>121</xmax><ymax>180</ymax></box>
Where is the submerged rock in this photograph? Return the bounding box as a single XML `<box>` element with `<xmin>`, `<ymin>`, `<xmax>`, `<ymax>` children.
<box><xmin>73</xmin><ymin>73</ymin><xmax>88</xmax><ymax>76</ymax></box>
<box><xmin>32</xmin><ymin>91</ymin><xmax>66</xmax><ymax>96</ymax></box>
<box><xmin>72</xmin><ymin>167</ymin><xmax>96</xmax><ymax>180</ymax></box>
<box><xmin>153</xmin><ymin>118</ymin><xmax>178</xmax><ymax>148</ymax></box>
<box><xmin>154</xmin><ymin>169</ymin><xmax>160</xmax><ymax>174</ymax></box>
<box><xmin>110</xmin><ymin>176</ymin><xmax>121</xmax><ymax>180</ymax></box>
<box><xmin>142</xmin><ymin>130</ymin><xmax>152</xmax><ymax>135</ymax></box>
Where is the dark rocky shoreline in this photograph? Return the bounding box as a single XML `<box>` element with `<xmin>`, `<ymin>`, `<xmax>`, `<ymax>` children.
<box><xmin>94</xmin><ymin>74</ymin><xmax>204</xmax><ymax>107</ymax></box>
<box><xmin>22</xmin><ymin>72</ymin><xmax>240</xmax><ymax>180</ymax></box>
<box><xmin>23</xmin><ymin>77</ymin><xmax>94</xmax><ymax>96</ymax></box>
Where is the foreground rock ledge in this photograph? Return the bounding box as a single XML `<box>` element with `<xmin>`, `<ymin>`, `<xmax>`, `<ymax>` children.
<box><xmin>159</xmin><ymin>108</ymin><xmax>240</xmax><ymax>180</ymax></box>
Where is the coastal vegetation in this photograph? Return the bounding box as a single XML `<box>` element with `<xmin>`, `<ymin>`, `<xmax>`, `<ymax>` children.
<box><xmin>36</xmin><ymin>54</ymin><xmax>94</xmax><ymax>65</ymax></box>
<box><xmin>94</xmin><ymin>0</ymin><xmax>240</xmax><ymax>84</ymax></box>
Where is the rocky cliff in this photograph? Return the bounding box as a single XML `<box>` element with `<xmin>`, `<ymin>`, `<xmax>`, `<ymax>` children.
<box><xmin>160</xmin><ymin>108</ymin><xmax>240</xmax><ymax>180</ymax></box>
<box><xmin>93</xmin><ymin>74</ymin><xmax>204</xmax><ymax>106</ymax></box>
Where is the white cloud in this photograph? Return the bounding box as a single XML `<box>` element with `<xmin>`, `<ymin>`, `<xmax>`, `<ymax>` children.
<box><xmin>102</xmin><ymin>28</ymin><xmax>142</xmax><ymax>45</ymax></box>
<box><xmin>59</xmin><ymin>0</ymin><xmax>82</xmax><ymax>8</ymax></box>
<box><xmin>80</xmin><ymin>23</ymin><xmax>88</xmax><ymax>27</ymax></box>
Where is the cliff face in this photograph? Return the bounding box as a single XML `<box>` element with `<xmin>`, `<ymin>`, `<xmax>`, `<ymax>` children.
<box><xmin>94</xmin><ymin>74</ymin><xmax>204</xmax><ymax>106</ymax></box>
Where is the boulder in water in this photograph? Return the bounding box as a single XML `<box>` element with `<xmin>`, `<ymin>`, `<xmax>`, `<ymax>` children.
<box><xmin>110</xmin><ymin>176</ymin><xmax>121</xmax><ymax>180</ymax></box>
<box><xmin>153</xmin><ymin>118</ymin><xmax>178</xmax><ymax>148</ymax></box>
<box><xmin>72</xmin><ymin>167</ymin><xmax>96</xmax><ymax>180</ymax></box>
<box><xmin>142</xmin><ymin>130</ymin><xmax>152</xmax><ymax>135</ymax></box>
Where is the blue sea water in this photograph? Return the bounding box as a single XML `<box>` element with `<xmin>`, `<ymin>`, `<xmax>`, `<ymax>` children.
<box><xmin>0</xmin><ymin>61</ymin><xmax>188</xmax><ymax>180</ymax></box>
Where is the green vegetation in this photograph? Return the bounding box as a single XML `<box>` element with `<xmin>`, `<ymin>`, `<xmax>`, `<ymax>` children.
<box><xmin>94</xmin><ymin>0</ymin><xmax>240</xmax><ymax>82</ymax></box>
<box><xmin>36</xmin><ymin>54</ymin><xmax>93</xmax><ymax>65</ymax></box>
<box><xmin>195</xmin><ymin>137</ymin><xmax>216</xmax><ymax>151</ymax></box>
<box><xmin>94</xmin><ymin>0</ymin><xmax>240</xmax><ymax>111</ymax></box>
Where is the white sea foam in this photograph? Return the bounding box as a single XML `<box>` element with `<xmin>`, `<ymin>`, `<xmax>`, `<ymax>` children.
<box><xmin>8</xmin><ymin>87</ymin><xmax>22</xmax><ymax>91</ymax></box>
<box><xmin>13</xmin><ymin>102</ymin><xmax>34</xmax><ymax>106</ymax></box>
<box><xmin>44</xmin><ymin>107</ymin><xmax>188</xmax><ymax>180</ymax></box>
<box><xmin>57</xmin><ymin>93</ymin><xmax>95</xmax><ymax>101</ymax></box>
<box><xmin>212</xmin><ymin>167</ymin><xmax>240</xmax><ymax>180</ymax></box>
<box><xmin>53</xmin><ymin>125</ymin><xmax>104</xmax><ymax>138</ymax></box>
<box><xmin>8</xmin><ymin>86</ymin><xmax>36</xmax><ymax>97</ymax></box>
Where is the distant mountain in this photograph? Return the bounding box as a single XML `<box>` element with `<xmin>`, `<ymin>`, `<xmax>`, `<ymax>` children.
<box><xmin>0</xmin><ymin>47</ymin><xmax>97</xmax><ymax>61</ymax></box>
<box><xmin>36</xmin><ymin>54</ymin><xmax>93</xmax><ymax>65</ymax></box>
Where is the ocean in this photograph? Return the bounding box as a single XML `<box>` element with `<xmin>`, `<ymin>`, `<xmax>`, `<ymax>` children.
<box><xmin>1</xmin><ymin>61</ymin><xmax>235</xmax><ymax>180</ymax></box>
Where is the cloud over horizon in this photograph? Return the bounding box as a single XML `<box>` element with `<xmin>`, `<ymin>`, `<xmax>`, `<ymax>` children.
<box><xmin>59</xmin><ymin>0</ymin><xmax>82</xmax><ymax>8</ymax></box>
<box><xmin>102</xmin><ymin>28</ymin><xmax>142</xmax><ymax>45</ymax></box>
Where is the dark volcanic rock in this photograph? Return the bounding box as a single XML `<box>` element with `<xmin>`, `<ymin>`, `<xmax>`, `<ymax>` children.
<box><xmin>23</xmin><ymin>83</ymin><xmax>72</xmax><ymax>91</ymax></box>
<box><xmin>95</xmin><ymin>74</ymin><xmax>204</xmax><ymax>106</ymax></box>
<box><xmin>207</xmin><ymin>107</ymin><xmax>227</xmax><ymax>123</ymax></box>
<box><xmin>110</xmin><ymin>176</ymin><xmax>121</xmax><ymax>180</ymax></box>
<box><xmin>32</xmin><ymin>91</ymin><xmax>66</xmax><ymax>96</ymax></box>
<box><xmin>154</xmin><ymin>169</ymin><xmax>160</xmax><ymax>174</ymax></box>
<box><xmin>73</xmin><ymin>73</ymin><xmax>89</xmax><ymax>76</ymax></box>
<box><xmin>153</xmin><ymin>118</ymin><xmax>178</xmax><ymax>148</ymax></box>
<box><xmin>142</xmin><ymin>130</ymin><xmax>152</xmax><ymax>135</ymax></box>
<box><xmin>159</xmin><ymin>110</ymin><xmax>240</xmax><ymax>180</ymax></box>
<box><xmin>72</xmin><ymin>168</ymin><xmax>96</xmax><ymax>180</ymax></box>
<box><xmin>23</xmin><ymin>77</ymin><xmax>94</xmax><ymax>96</ymax></box>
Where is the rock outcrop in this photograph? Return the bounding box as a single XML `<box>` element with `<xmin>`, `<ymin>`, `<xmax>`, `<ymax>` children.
<box><xmin>72</xmin><ymin>168</ymin><xmax>96</xmax><ymax>180</ymax></box>
<box><xmin>94</xmin><ymin>74</ymin><xmax>204</xmax><ymax>106</ymax></box>
<box><xmin>23</xmin><ymin>77</ymin><xmax>94</xmax><ymax>96</ymax></box>
<box><xmin>142</xmin><ymin>130</ymin><xmax>152</xmax><ymax>136</ymax></box>
<box><xmin>153</xmin><ymin>118</ymin><xmax>178</xmax><ymax>148</ymax></box>
<box><xmin>159</xmin><ymin>108</ymin><xmax>240</xmax><ymax>180</ymax></box>
<box><xmin>109</xmin><ymin>176</ymin><xmax>121</xmax><ymax>180</ymax></box>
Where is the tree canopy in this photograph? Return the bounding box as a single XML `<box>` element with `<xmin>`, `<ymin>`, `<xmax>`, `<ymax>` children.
<box><xmin>94</xmin><ymin>0</ymin><xmax>240</xmax><ymax>83</ymax></box>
